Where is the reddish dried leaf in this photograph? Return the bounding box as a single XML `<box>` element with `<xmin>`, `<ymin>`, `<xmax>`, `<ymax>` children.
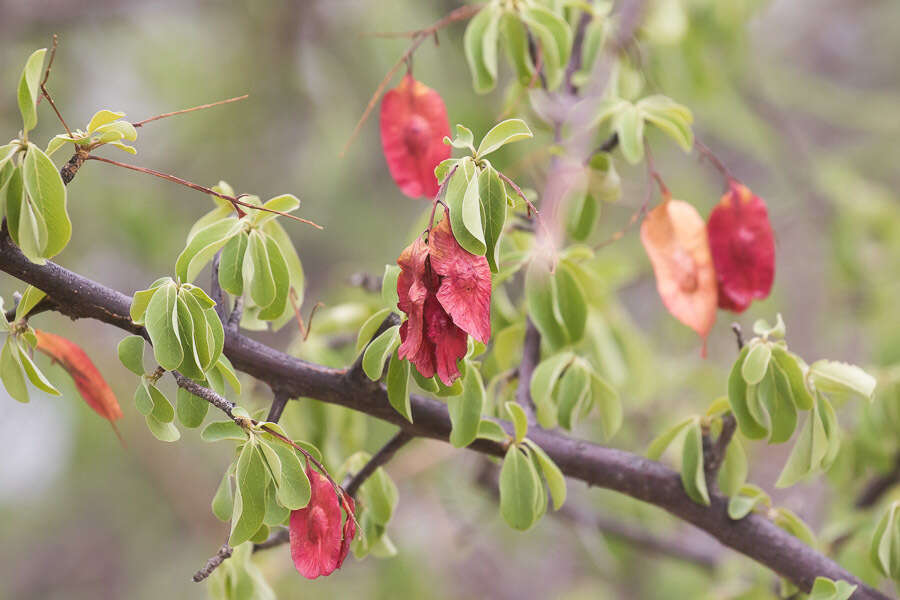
<box><xmin>380</xmin><ymin>74</ymin><xmax>451</xmax><ymax>198</ymax></box>
<box><xmin>429</xmin><ymin>216</ymin><xmax>492</xmax><ymax>344</ymax></box>
<box><xmin>396</xmin><ymin>236</ymin><xmax>433</xmax><ymax>364</ymax></box>
<box><xmin>707</xmin><ymin>181</ymin><xmax>775</xmax><ymax>313</ymax></box>
<box><xmin>34</xmin><ymin>329</ymin><xmax>123</xmax><ymax>422</ymax></box>
<box><xmin>640</xmin><ymin>196</ymin><xmax>717</xmax><ymax>352</ymax></box>
<box><xmin>337</xmin><ymin>495</ymin><xmax>356</xmax><ymax>566</ymax></box>
<box><xmin>423</xmin><ymin>294</ymin><xmax>468</xmax><ymax>385</ymax></box>
<box><xmin>290</xmin><ymin>467</ymin><xmax>345</xmax><ymax>579</ymax></box>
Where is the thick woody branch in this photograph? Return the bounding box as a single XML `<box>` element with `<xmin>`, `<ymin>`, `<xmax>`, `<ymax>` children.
<box><xmin>0</xmin><ymin>238</ymin><xmax>888</xmax><ymax>599</ymax></box>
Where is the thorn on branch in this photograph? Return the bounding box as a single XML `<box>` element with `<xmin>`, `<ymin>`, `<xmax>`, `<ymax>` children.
<box><xmin>732</xmin><ymin>323</ymin><xmax>745</xmax><ymax>350</ymax></box>
<box><xmin>266</xmin><ymin>390</ymin><xmax>290</xmax><ymax>424</ymax></box>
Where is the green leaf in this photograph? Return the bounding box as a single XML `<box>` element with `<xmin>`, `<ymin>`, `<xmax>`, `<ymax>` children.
<box><xmin>252</xmin><ymin>194</ymin><xmax>300</xmax><ymax>226</ymax></box>
<box><xmin>555</xmin><ymin>263</ymin><xmax>587</xmax><ymax>345</ymax></box>
<box><xmin>523</xmin><ymin>439</ymin><xmax>566</xmax><ymax>510</ymax></box>
<box><xmin>525</xmin><ymin>258</ymin><xmax>568</xmax><ymax>351</ymax></box>
<box><xmin>230</xmin><ymin>441</ymin><xmax>269</xmax><ymax>546</ymax></box>
<box><xmin>356</xmin><ymin>308</ymin><xmax>393</xmax><ymax>353</ymax></box>
<box><xmin>647</xmin><ymin>417</ymin><xmax>693</xmax><ymax>460</ymax></box>
<box><xmin>174</xmin><ymin>295</ymin><xmax>203</xmax><ymax>380</ymax></box>
<box><xmin>766</xmin><ymin>364</ymin><xmax>798</xmax><ymax>444</ymax></box>
<box><xmin>256</xmin><ymin>235</ymin><xmax>290</xmax><ymax>321</ymax></box>
<box><xmin>463</xmin><ymin>6</ymin><xmax>498</xmax><ymax>94</ymax></box>
<box><xmin>17</xmin><ymin>339</ymin><xmax>60</xmax><ymax>395</ymax></box>
<box><xmin>591</xmin><ymin>372</ymin><xmax>621</xmax><ymax>440</ymax></box>
<box><xmin>742</xmin><ymin>342</ymin><xmax>772</xmax><ymax>385</ymax></box>
<box><xmin>808</xmin><ymin>577</ymin><xmax>857</xmax><ymax>600</ymax></box>
<box><xmin>476</xmin><ymin>419</ymin><xmax>509</xmax><ymax>443</ymax></box>
<box><xmin>381</xmin><ymin>264</ymin><xmax>401</xmax><ymax>310</ymax></box>
<box><xmin>566</xmin><ymin>194</ymin><xmax>598</xmax><ymax>242</ymax></box>
<box><xmin>477</xmin><ymin>119</ymin><xmax>534</xmax><ymax>157</ymax></box>
<box><xmin>180</xmin><ymin>289</ymin><xmax>213</xmax><ymax>372</ymax></box>
<box><xmin>454</xmin><ymin>165</ymin><xmax>487</xmax><ymax>256</ymax></box>
<box><xmin>17</xmin><ymin>49</ymin><xmax>46</xmax><ymax>133</ymax></box>
<box><xmin>728</xmin><ymin>345</ymin><xmax>768</xmax><ymax>439</ymax></box>
<box><xmin>500</xmin><ymin>13</ymin><xmax>534</xmax><ymax>85</ymax></box>
<box><xmin>870</xmin><ymin>502</ymin><xmax>899</xmax><ymax>578</ymax></box>
<box><xmin>176</xmin><ymin>386</ymin><xmax>208</xmax><ymax>428</ymax></box>
<box><xmin>263</xmin><ymin>482</ymin><xmax>290</xmax><ymax>526</ymax></box>
<box><xmin>773</xmin><ymin>507</ymin><xmax>816</xmax><ymax>547</ymax></box>
<box><xmin>15</xmin><ymin>193</ymin><xmax>49</xmax><ymax>263</ymax></box>
<box><xmin>639</xmin><ymin>95</ymin><xmax>694</xmax><ymax>152</ymax></box>
<box><xmin>4</xmin><ymin>167</ymin><xmax>25</xmax><ymax>245</ymax></box>
<box><xmin>201</xmin><ymin>419</ymin><xmax>249</xmax><ymax>442</ymax></box>
<box><xmin>218</xmin><ymin>232</ymin><xmax>248</xmax><ymax>296</ymax></box>
<box><xmin>445</xmin><ymin>125</ymin><xmax>475</xmax><ymax>152</ymax></box>
<box><xmin>143</xmin><ymin>283</ymin><xmax>183</xmax><ymax>370</ymax></box>
<box><xmin>15</xmin><ymin>285</ymin><xmax>46</xmax><ymax>321</ymax></box>
<box><xmin>727</xmin><ymin>484</ymin><xmax>770</xmax><ymax>520</ymax></box>
<box><xmin>175</xmin><ymin>217</ymin><xmax>241</xmax><ymax>283</ymax></box>
<box><xmin>556</xmin><ymin>361</ymin><xmax>591</xmax><ymax>430</ymax></box>
<box><xmin>244</xmin><ymin>230</ymin><xmax>276</xmax><ymax>309</ymax></box>
<box><xmin>86</xmin><ymin>109</ymin><xmax>126</xmax><ymax>133</ymax></box>
<box><xmin>520</xmin><ymin>6</ymin><xmax>571</xmax><ymax>89</ymax></box>
<box><xmin>130</xmin><ymin>277</ymin><xmax>170</xmax><ymax>325</ymax></box>
<box><xmin>362</xmin><ymin>325</ymin><xmax>401</xmax><ymax>381</ymax></box>
<box><xmin>211</xmin><ymin>468</ymin><xmax>234</xmax><ymax>522</ymax></box>
<box><xmin>614</xmin><ymin>104</ymin><xmax>644</xmax><ymax>164</ymax></box>
<box><xmin>505</xmin><ymin>401</ymin><xmax>529</xmax><ymax>443</ymax></box>
<box><xmin>530</xmin><ymin>352</ymin><xmax>573</xmax><ymax>428</ymax></box>
<box><xmin>448</xmin><ymin>363</ymin><xmax>485</xmax><ymax>448</ymax></box>
<box><xmin>717</xmin><ymin>436</ymin><xmax>747</xmax><ymax>496</ymax></box>
<box><xmin>809</xmin><ymin>360</ymin><xmax>877</xmax><ymax>402</ymax></box>
<box><xmin>752</xmin><ymin>313</ymin><xmax>786</xmax><ymax>339</ymax></box>
<box><xmin>499</xmin><ymin>446</ymin><xmax>540</xmax><ymax>531</ymax></box>
<box><xmin>23</xmin><ymin>143</ymin><xmax>70</xmax><ymax>260</ymax></box>
<box><xmin>479</xmin><ymin>167</ymin><xmax>507</xmax><ymax>272</ymax></box>
<box><xmin>776</xmin><ymin>400</ymin><xmax>828</xmax><ymax>488</ymax></box>
<box><xmin>1</xmin><ymin>338</ymin><xmax>30</xmax><ymax>403</ymax></box>
<box><xmin>145</xmin><ymin>414</ymin><xmax>180</xmax><ymax>442</ymax></box>
<box><xmin>147</xmin><ymin>383</ymin><xmax>175</xmax><ymax>423</ymax></box>
<box><xmin>680</xmin><ymin>421</ymin><xmax>710</xmax><ymax>505</ymax></box>
<box><xmin>359</xmin><ymin>463</ymin><xmax>398</xmax><ymax>525</ymax></box>
<box><xmin>772</xmin><ymin>347</ymin><xmax>814</xmax><ymax>410</ymax></box>
<box><xmin>259</xmin><ymin>436</ymin><xmax>311</xmax><ymax>510</ymax></box>
<box><xmin>215</xmin><ymin>355</ymin><xmax>242</xmax><ymax>394</ymax></box>
<box><xmin>386</xmin><ymin>352</ymin><xmax>412</xmax><ymax>423</ymax></box>
<box><xmin>133</xmin><ymin>381</ymin><xmax>153</xmax><ymax>415</ymax></box>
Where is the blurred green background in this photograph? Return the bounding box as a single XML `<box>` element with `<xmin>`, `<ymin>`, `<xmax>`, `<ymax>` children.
<box><xmin>2</xmin><ymin>0</ymin><xmax>900</xmax><ymax>598</ymax></box>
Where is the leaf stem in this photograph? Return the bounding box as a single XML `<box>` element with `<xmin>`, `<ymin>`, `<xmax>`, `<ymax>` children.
<box><xmin>132</xmin><ymin>95</ymin><xmax>249</xmax><ymax>128</ymax></box>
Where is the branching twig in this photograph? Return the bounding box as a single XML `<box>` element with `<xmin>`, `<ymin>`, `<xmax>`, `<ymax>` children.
<box><xmin>173</xmin><ymin>372</ymin><xmax>236</xmax><ymax>418</ymax></box>
<box><xmin>266</xmin><ymin>389</ymin><xmax>290</xmax><ymax>424</ymax></box>
<box><xmin>345</xmin><ymin>431</ymin><xmax>414</xmax><ymax>499</ymax></box>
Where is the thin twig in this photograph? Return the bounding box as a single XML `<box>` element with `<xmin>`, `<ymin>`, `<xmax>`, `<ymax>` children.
<box><xmin>856</xmin><ymin>453</ymin><xmax>900</xmax><ymax>509</ymax></box>
<box><xmin>266</xmin><ymin>390</ymin><xmax>290</xmax><ymax>423</ymax></box>
<box><xmin>172</xmin><ymin>371</ymin><xmax>236</xmax><ymax>418</ymax></box>
<box><xmin>289</xmin><ymin>289</ymin><xmax>323</xmax><ymax>342</ymax></box>
<box><xmin>695</xmin><ymin>138</ymin><xmax>733</xmax><ymax>183</ymax></box>
<box><xmin>340</xmin><ymin>4</ymin><xmax>482</xmax><ymax>157</ymax></box>
<box><xmin>253</xmin><ymin>528</ymin><xmax>289</xmax><ymax>552</ymax></box>
<box><xmin>345</xmin><ymin>431</ymin><xmax>414</xmax><ymax>498</ymax></box>
<box><xmin>38</xmin><ymin>35</ymin><xmax>72</xmax><ymax>137</ymax></box>
<box><xmin>515</xmin><ymin>319</ymin><xmax>541</xmax><ymax>425</ymax></box>
<box><xmin>86</xmin><ymin>155</ymin><xmax>323</xmax><ymax>228</ymax></box>
<box><xmin>132</xmin><ymin>95</ymin><xmax>249</xmax><ymax>128</ymax></box>
<box><xmin>192</xmin><ymin>538</ymin><xmax>232</xmax><ymax>583</ymax></box>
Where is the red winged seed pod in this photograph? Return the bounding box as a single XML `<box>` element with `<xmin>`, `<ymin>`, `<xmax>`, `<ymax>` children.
<box><xmin>289</xmin><ymin>467</ymin><xmax>356</xmax><ymax>579</ymax></box>
<box><xmin>707</xmin><ymin>180</ymin><xmax>776</xmax><ymax>313</ymax></box>
<box><xmin>396</xmin><ymin>211</ymin><xmax>491</xmax><ymax>385</ymax></box>
<box><xmin>380</xmin><ymin>73</ymin><xmax>451</xmax><ymax>198</ymax></box>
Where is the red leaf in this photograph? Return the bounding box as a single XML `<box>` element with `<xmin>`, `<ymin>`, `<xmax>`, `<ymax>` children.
<box><xmin>337</xmin><ymin>495</ymin><xmax>356</xmax><ymax>566</ymax></box>
<box><xmin>428</xmin><ymin>216</ymin><xmax>492</xmax><ymax>344</ymax></box>
<box><xmin>640</xmin><ymin>196</ymin><xmax>718</xmax><ymax>353</ymax></box>
<box><xmin>707</xmin><ymin>181</ymin><xmax>775</xmax><ymax>313</ymax></box>
<box><xmin>290</xmin><ymin>467</ymin><xmax>345</xmax><ymax>579</ymax></box>
<box><xmin>423</xmin><ymin>294</ymin><xmax>468</xmax><ymax>385</ymax></box>
<box><xmin>380</xmin><ymin>74</ymin><xmax>451</xmax><ymax>198</ymax></box>
<box><xmin>396</xmin><ymin>235</ymin><xmax>433</xmax><ymax>366</ymax></box>
<box><xmin>33</xmin><ymin>329</ymin><xmax>123</xmax><ymax>423</ymax></box>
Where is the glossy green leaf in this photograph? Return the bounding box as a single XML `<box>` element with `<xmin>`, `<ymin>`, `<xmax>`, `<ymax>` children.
<box><xmin>500</xmin><ymin>13</ymin><xmax>534</xmax><ymax>85</ymax></box>
<box><xmin>230</xmin><ymin>441</ymin><xmax>269</xmax><ymax>546</ymax></box>
<box><xmin>262</xmin><ymin>219</ymin><xmax>305</xmax><ymax>320</ymax></box>
<box><xmin>145</xmin><ymin>414</ymin><xmax>180</xmax><ymax>442</ymax></box>
<box><xmin>454</xmin><ymin>165</ymin><xmax>486</xmax><ymax>256</ymax></box>
<box><xmin>133</xmin><ymin>381</ymin><xmax>153</xmax><ymax>415</ymax></box>
<box><xmin>218</xmin><ymin>231</ymin><xmax>248</xmax><ymax>296</ymax></box>
<box><xmin>773</xmin><ymin>507</ymin><xmax>816</xmax><ymax>547</ymax></box>
<box><xmin>717</xmin><ymin>436</ymin><xmax>748</xmax><ymax>496</ymax></box>
<box><xmin>870</xmin><ymin>502</ymin><xmax>899</xmax><ymax>579</ymax></box>
<box><xmin>772</xmin><ymin>347</ymin><xmax>814</xmax><ymax>410</ymax></box>
<box><xmin>201</xmin><ymin>419</ymin><xmax>249</xmax><ymax>442</ymax></box>
<box><xmin>727</xmin><ymin>484</ymin><xmax>771</xmax><ymax>520</ymax></box>
<box><xmin>17</xmin><ymin>339</ymin><xmax>60</xmax><ymax>395</ymax></box>
<box><xmin>1</xmin><ymin>338</ymin><xmax>30</xmax><ymax>403</ymax></box>
<box><xmin>680</xmin><ymin>421</ymin><xmax>710</xmax><ymax>505</ymax></box>
<box><xmin>117</xmin><ymin>335</ymin><xmax>145</xmax><ymax>376</ymax></box>
<box><xmin>523</xmin><ymin>439</ymin><xmax>566</xmax><ymax>510</ymax></box>
<box><xmin>477</xmin><ymin>119</ymin><xmax>534</xmax><ymax>157</ymax></box>
<box><xmin>530</xmin><ymin>352</ymin><xmax>573</xmax><ymax>428</ymax></box>
<box><xmin>728</xmin><ymin>345</ymin><xmax>768</xmax><ymax>439</ymax></box>
<box><xmin>752</xmin><ymin>313</ymin><xmax>786</xmax><ymax>339</ymax></box>
<box><xmin>525</xmin><ymin>258</ymin><xmax>568</xmax><ymax>350</ymax></box>
<box><xmin>22</xmin><ymin>143</ymin><xmax>70</xmax><ymax>260</ymax></box>
<box><xmin>244</xmin><ymin>230</ymin><xmax>276</xmax><ymax>309</ymax></box>
<box><xmin>615</xmin><ymin>104</ymin><xmax>644</xmax><ymax>164</ymax></box>
<box><xmin>386</xmin><ymin>352</ymin><xmax>412</xmax><ymax>423</ymax></box>
<box><xmin>776</xmin><ymin>400</ymin><xmax>828</xmax><ymax>488</ymax></box>
<box><xmin>766</xmin><ymin>364</ymin><xmax>798</xmax><ymax>444</ymax></box>
<box><xmin>742</xmin><ymin>342</ymin><xmax>772</xmax><ymax>385</ymax></box>
<box><xmin>381</xmin><ymin>264</ymin><xmax>401</xmax><ymax>310</ymax></box>
<box><xmin>505</xmin><ymin>401</ymin><xmax>528</xmax><ymax>444</ymax></box>
<box><xmin>214</xmin><ymin>355</ymin><xmax>241</xmax><ymax>394</ymax></box>
<box><xmin>591</xmin><ymin>372</ymin><xmax>621</xmax><ymax>439</ymax></box>
<box><xmin>144</xmin><ymin>283</ymin><xmax>183</xmax><ymax>370</ymax></box>
<box><xmin>479</xmin><ymin>166</ymin><xmax>507</xmax><ymax>272</ymax></box>
<box><xmin>147</xmin><ymin>383</ymin><xmax>175</xmax><ymax>423</ymax></box>
<box><xmin>808</xmin><ymin>577</ymin><xmax>857</xmax><ymax>600</ymax></box>
<box><xmin>566</xmin><ymin>195</ymin><xmax>598</xmax><ymax>242</ymax></box>
<box><xmin>211</xmin><ymin>467</ymin><xmax>234</xmax><ymax>522</ymax></box>
<box><xmin>361</xmin><ymin>325</ymin><xmax>401</xmax><ymax>381</ymax></box>
<box><xmin>86</xmin><ymin>109</ymin><xmax>126</xmax><ymax>133</ymax></box>
<box><xmin>259</xmin><ymin>436</ymin><xmax>311</xmax><ymax>510</ymax></box>
<box><xmin>176</xmin><ymin>386</ymin><xmax>208</xmax><ymax>428</ymax></box>
<box><xmin>476</xmin><ymin>419</ymin><xmax>509</xmax><ymax>443</ymax></box>
<box><xmin>252</xmin><ymin>193</ymin><xmax>300</xmax><ymax>226</ymax></box>
<box><xmin>15</xmin><ymin>285</ymin><xmax>46</xmax><ymax>322</ymax></box>
<box><xmin>556</xmin><ymin>362</ymin><xmax>591</xmax><ymax>430</ymax></box>
<box><xmin>17</xmin><ymin>49</ymin><xmax>46</xmax><ymax>132</ymax></box>
<box><xmin>556</xmin><ymin>263</ymin><xmax>587</xmax><ymax>345</ymax></box>
<box><xmin>647</xmin><ymin>417</ymin><xmax>693</xmax><ymax>460</ymax></box>
<box><xmin>356</xmin><ymin>308</ymin><xmax>393</xmax><ymax>353</ymax></box>
<box><xmin>174</xmin><ymin>295</ymin><xmax>203</xmax><ymax>380</ymax></box>
<box><xmin>520</xmin><ymin>6</ymin><xmax>571</xmax><ymax>89</ymax></box>
<box><xmin>176</xmin><ymin>217</ymin><xmax>241</xmax><ymax>283</ymax></box>
<box><xmin>499</xmin><ymin>446</ymin><xmax>540</xmax><ymax>531</ymax></box>
<box><xmin>448</xmin><ymin>363</ymin><xmax>485</xmax><ymax>448</ymax></box>
<box><xmin>463</xmin><ymin>6</ymin><xmax>498</xmax><ymax>94</ymax></box>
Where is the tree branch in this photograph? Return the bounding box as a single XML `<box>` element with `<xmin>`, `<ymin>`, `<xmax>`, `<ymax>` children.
<box><xmin>0</xmin><ymin>237</ymin><xmax>889</xmax><ymax>599</ymax></box>
<box><xmin>192</xmin><ymin>540</ymin><xmax>232</xmax><ymax>583</ymax></box>
<box><xmin>345</xmin><ymin>431</ymin><xmax>414</xmax><ymax>499</ymax></box>
<box><xmin>515</xmin><ymin>318</ymin><xmax>541</xmax><ymax>424</ymax></box>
